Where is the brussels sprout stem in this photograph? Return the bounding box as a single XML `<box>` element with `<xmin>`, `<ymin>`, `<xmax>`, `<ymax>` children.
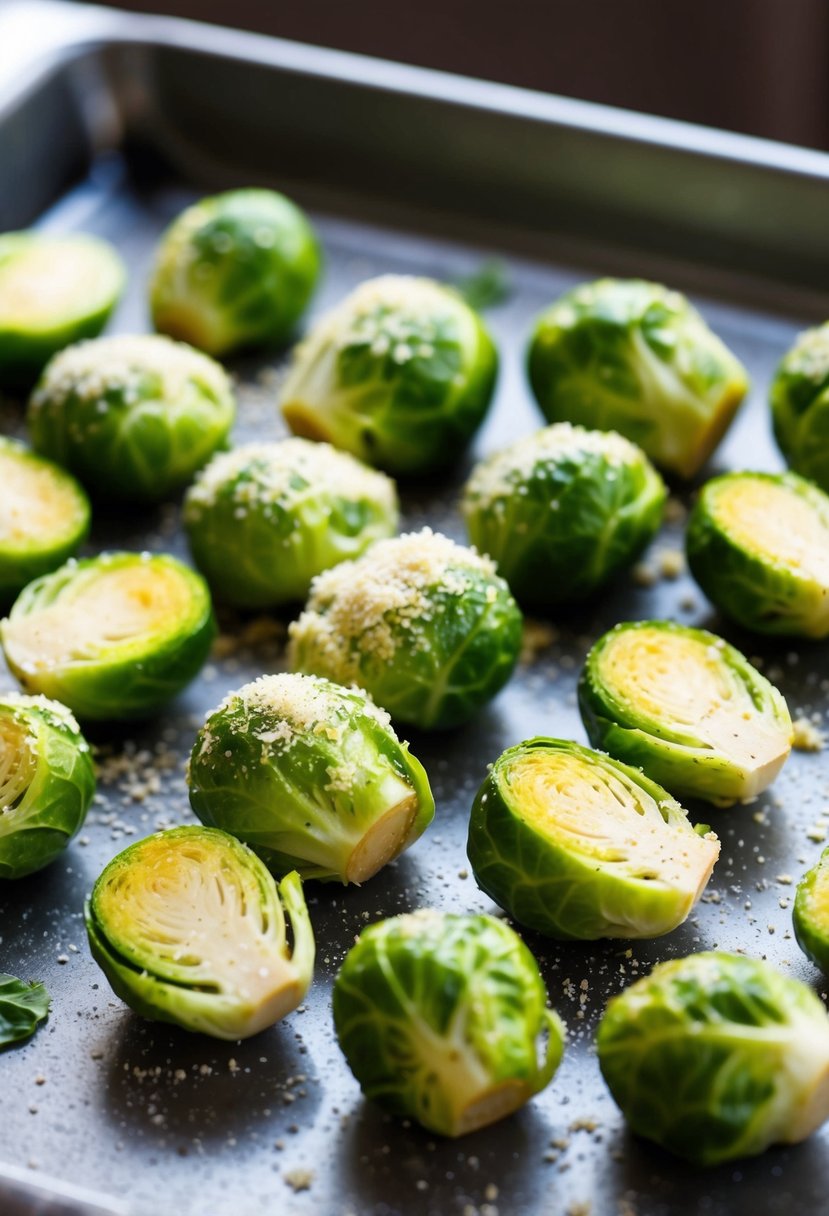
<box><xmin>345</xmin><ymin>792</ymin><xmax>418</xmax><ymax>884</ymax></box>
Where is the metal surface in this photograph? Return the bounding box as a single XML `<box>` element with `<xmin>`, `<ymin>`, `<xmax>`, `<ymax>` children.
<box><xmin>0</xmin><ymin>6</ymin><xmax>828</xmax><ymax>1215</ymax></box>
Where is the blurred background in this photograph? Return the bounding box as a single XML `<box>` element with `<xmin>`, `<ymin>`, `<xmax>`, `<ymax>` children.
<box><xmin>90</xmin><ymin>0</ymin><xmax>829</xmax><ymax>150</ymax></box>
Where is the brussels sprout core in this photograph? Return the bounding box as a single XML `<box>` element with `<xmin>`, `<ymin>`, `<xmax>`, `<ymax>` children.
<box><xmin>333</xmin><ymin>910</ymin><xmax>564</xmax><ymax>1136</ymax></box>
<box><xmin>597</xmin><ymin>952</ymin><xmax>829</xmax><ymax>1165</ymax></box>
<box><xmin>686</xmin><ymin>472</ymin><xmax>829</xmax><ymax>638</ymax></box>
<box><xmin>85</xmin><ymin>827</ymin><xmax>314</xmax><ymax>1039</ymax></box>
<box><xmin>1</xmin><ymin>552</ymin><xmax>214</xmax><ymax>719</ymax></box>
<box><xmin>580</xmin><ymin>622</ymin><xmax>792</xmax><ymax>805</ymax></box>
<box><xmin>0</xmin><ymin>438</ymin><xmax>89</xmax><ymax>606</ymax></box>
<box><xmin>770</xmin><ymin>322</ymin><xmax>829</xmax><ymax>492</ymax></box>
<box><xmin>468</xmin><ymin>738</ymin><xmax>719</xmax><ymax>939</ymax></box>
<box><xmin>189</xmin><ymin>673</ymin><xmax>434</xmax><ymax>883</ymax></box>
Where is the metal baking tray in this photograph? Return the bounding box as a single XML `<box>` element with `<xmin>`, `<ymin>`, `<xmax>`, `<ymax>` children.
<box><xmin>1</xmin><ymin>5</ymin><xmax>828</xmax><ymax>1214</ymax></box>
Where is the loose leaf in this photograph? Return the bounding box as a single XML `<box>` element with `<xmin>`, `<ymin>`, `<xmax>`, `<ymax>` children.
<box><xmin>0</xmin><ymin>973</ymin><xmax>50</xmax><ymax>1048</ymax></box>
<box><xmin>452</xmin><ymin>259</ymin><xmax>512</xmax><ymax>311</ymax></box>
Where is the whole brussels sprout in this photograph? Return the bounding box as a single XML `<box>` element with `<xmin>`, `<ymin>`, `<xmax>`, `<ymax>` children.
<box><xmin>184</xmin><ymin>438</ymin><xmax>398</xmax><ymax>608</ymax></box>
<box><xmin>188</xmin><ymin>674</ymin><xmax>434</xmax><ymax>883</ymax></box>
<box><xmin>27</xmin><ymin>334</ymin><xmax>235</xmax><ymax>502</ymax></box>
<box><xmin>527</xmin><ymin>278</ymin><xmax>749</xmax><ymax>478</ymax></box>
<box><xmin>85</xmin><ymin>826</ymin><xmax>314</xmax><ymax>1039</ymax></box>
<box><xmin>770</xmin><ymin>322</ymin><xmax>829</xmax><ymax>492</ymax></box>
<box><xmin>1</xmin><ymin>551</ymin><xmax>214</xmax><ymax>720</ymax></box>
<box><xmin>793</xmin><ymin>847</ymin><xmax>829</xmax><ymax>972</ymax></box>
<box><xmin>467</xmin><ymin>737</ymin><xmax>719</xmax><ymax>940</ymax></box>
<box><xmin>289</xmin><ymin>529</ymin><xmax>522</xmax><ymax>729</ymax></box>
<box><xmin>686</xmin><ymin>470</ymin><xmax>829</xmax><ymax>638</ymax></box>
<box><xmin>597</xmin><ymin>951</ymin><xmax>829</xmax><ymax>1165</ymax></box>
<box><xmin>0</xmin><ymin>232</ymin><xmax>124</xmax><ymax>387</ymax></box>
<box><xmin>149</xmin><ymin>188</ymin><xmax>321</xmax><ymax>356</ymax></box>
<box><xmin>279</xmin><ymin>275</ymin><xmax>498</xmax><ymax>475</ymax></box>
<box><xmin>0</xmin><ymin>692</ymin><xmax>95</xmax><ymax>879</ymax></box>
<box><xmin>579</xmin><ymin>620</ymin><xmax>792</xmax><ymax>806</ymax></box>
<box><xmin>462</xmin><ymin>423</ymin><xmax>665</xmax><ymax>607</ymax></box>
<box><xmin>333</xmin><ymin>909</ymin><xmax>564</xmax><ymax>1136</ymax></box>
<box><xmin>0</xmin><ymin>437</ymin><xmax>90</xmax><ymax>608</ymax></box>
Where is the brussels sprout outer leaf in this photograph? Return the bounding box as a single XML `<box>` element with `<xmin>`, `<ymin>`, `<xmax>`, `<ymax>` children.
<box><xmin>467</xmin><ymin>738</ymin><xmax>719</xmax><ymax>940</ymax></box>
<box><xmin>578</xmin><ymin>621</ymin><xmax>792</xmax><ymax>806</ymax></box>
<box><xmin>333</xmin><ymin>910</ymin><xmax>564</xmax><ymax>1136</ymax></box>
<box><xmin>0</xmin><ymin>974</ymin><xmax>50</xmax><ymax>1047</ymax></box>
<box><xmin>770</xmin><ymin>322</ymin><xmax>829</xmax><ymax>493</ymax></box>
<box><xmin>597</xmin><ymin>951</ymin><xmax>829</xmax><ymax>1165</ymax></box>
<box><xmin>794</xmin><ymin>847</ymin><xmax>829</xmax><ymax>972</ymax></box>
<box><xmin>686</xmin><ymin>471</ymin><xmax>829</xmax><ymax>639</ymax></box>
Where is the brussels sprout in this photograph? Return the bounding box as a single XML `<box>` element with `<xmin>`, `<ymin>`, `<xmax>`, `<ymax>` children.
<box><xmin>149</xmin><ymin>189</ymin><xmax>321</xmax><ymax>357</ymax></box>
<box><xmin>333</xmin><ymin>909</ymin><xmax>564</xmax><ymax>1136</ymax></box>
<box><xmin>770</xmin><ymin>322</ymin><xmax>829</xmax><ymax>492</ymax></box>
<box><xmin>0</xmin><ymin>232</ymin><xmax>124</xmax><ymax>386</ymax></box>
<box><xmin>188</xmin><ymin>674</ymin><xmax>434</xmax><ymax>883</ymax></box>
<box><xmin>28</xmin><ymin>334</ymin><xmax>235</xmax><ymax>502</ymax></box>
<box><xmin>289</xmin><ymin>529</ymin><xmax>522</xmax><ymax>730</ymax></box>
<box><xmin>527</xmin><ymin>279</ymin><xmax>749</xmax><ymax>479</ymax></box>
<box><xmin>686</xmin><ymin>471</ymin><xmax>829</xmax><ymax>639</ymax></box>
<box><xmin>597</xmin><ymin>951</ymin><xmax>829</xmax><ymax>1165</ymax></box>
<box><xmin>0</xmin><ymin>437</ymin><xmax>90</xmax><ymax>608</ymax></box>
<box><xmin>0</xmin><ymin>692</ymin><xmax>94</xmax><ymax>879</ymax></box>
<box><xmin>579</xmin><ymin>621</ymin><xmax>792</xmax><ymax>806</ymax></box>
<box><xmin>793</xmin><ymin>847</ymin><xmax>829</xmax><ymax>972</ymax></box>
<box><xmin>467</xmin><ymin>737</ymin><xmax>719</xmax><ymax>940</ymax></box>
<box><xmin>1</xmin><ymin>552</ymin><xmax>214</xmax><ymax>720</ymax></box>
<box><xmin>85</xmin><ymin>826</ymin><xmax>314</xmax><ymax>1039</ymax></box>
<box><xmin>279</xmin><ymin>275</ymin><xmax>498</xmax><ymax>475</ymax></box>
<box><xmin>462</xmin><ymin>423</ymin><xmax>665</xmax><ymax>608</ymax></box>
<box><xmin>184</xmin><ymin>438</ymin><xmax>398</xmax><ymax>608</ymax></box>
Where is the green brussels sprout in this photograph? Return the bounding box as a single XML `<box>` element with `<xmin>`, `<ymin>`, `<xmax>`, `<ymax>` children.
<box><xmin>0</xmin><ymin>437</ymin><xmax>90</xmax><ymax>608</ymax></box>
<box><xmin>770</xmin><ymin>322</ymin><xmax>829</xmax><ymax>492</ymax></box>
<box><xmin>597</xmin><ymin>951</ymin><xmax>829</xmax><ymax>1165</ymax></box>
<box><xmin>332</xmin><ymin>909</ymin><xmax>564</xmax><ymax>1136</ymax></box>
<box><xmin>579</xmin><ymin>620</ymin><xmax>793</xmax><ymax>806</ymax></box>
<box><xmin>467</xmin><ymin>737</ymin><xmax>719</xmax><ymax>940</ymax></box>
<box><xmin>0</xmin><ymin>232</ymin><xmax>124</xmax><ymax>387</ymax></box>
<box><xmin>188</xmin><ymin>673</ymin><xmax>434</xmax><ymax>883</ymax></box>
<box><xmin>686</xmin><ymin>470</ymin><xmax>829</xmax><ymax>639</ymax></box>
<box><xmin>85</xmin><ymin>826</ymin><xmax>314</xmax><ymax>1039</ymax></box>
<box><xmin>27</xmin><ymin>334</ymin><xmax>235</xmax><ymax>503</ymax></box>
<box><xmin>288</xmin><ymin>529</ymin><xmax>522</xmax><ymax>730</ymax></box>
<box><xmin>184</xmin><ymin>438</ymin><xmax>398</xmax><ymax>608</ymax></box>
<box><xmin>279</xmin><ymin>275</ymin><xmax>498</xmax><ymax>475</ymax></box>
<box><xmin>149</xmin><ymin>189</ymin><xmax>321</xmax><ymax>357</ymax></box>
<box><xmin>462</xmin><ymin>423</ymin><xmax>665</xmax><ymax>608</ymax></box>
<box><xmin>0</xmin><ymin>692</ymin><xmax>95</xmax><ymax>879</ymax></box>
<box><xmin>793</xmin><ymin>847</ymin><xmax>829</xmax><ymax>972</ymax></box>
<box><xmin>527</xmin><ymin>278</ymin><xmax>749</xmax><ymax>479</ymax></box>
<box><xmin>1</xmin><ymin>551</ymin><xmax>214</xmax><ymax>720</ymax></box>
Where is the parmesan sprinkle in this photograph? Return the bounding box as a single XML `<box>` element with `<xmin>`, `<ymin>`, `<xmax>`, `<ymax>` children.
<box><xmin>788</xmin><ymin>323</ymin><xmax>829</xmax><ymax>384</ymax></box>
<box><xmin>792</xmin><ymin>717</ymin><xmax>826</xmax><ymax>753</ymax></box>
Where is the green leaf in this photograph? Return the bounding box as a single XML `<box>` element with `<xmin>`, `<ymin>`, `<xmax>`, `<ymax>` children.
<box><xmin>452</xmin><ymin>260</ymin><xmax>512</xmax><ymax>311</ymax></box>
<box><xmin>0</xmin><ymin>973</ymin><xmax>50</xmax><ymax>1048</ymax></box>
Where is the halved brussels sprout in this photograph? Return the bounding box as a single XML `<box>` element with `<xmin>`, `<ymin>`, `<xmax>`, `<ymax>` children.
<box><xmin>462</xmin><ymin>423</ymin><xmax>665</xmax><ymax>607</ymax></box>
<box><xmin>28</xmin><ymin>334</ymin><xmax>235</xmax><ymax>502</ymax></box>
<box><xmin>184</xmin><ymin>438</ymin><xmax>398</xmax><ymax>608</ymax></box>
<box><xmin>85</xmin><ymin>826</ymin><xmax>314</xmax><ymax>1039</ymax></box>
<box><xmin>770</xmin><ymin>322</ymin><xmax>829</xmax><ymax>492</ymax></box>
<box><xmin>188</xmin><ymin>673</ymin><xmax>434</xmax><ymax>883</ymax></box>
<box><xmin>288</xmin><ymin>529</ymin><xmax>522</xmax><ymax>730</ymax></box>
<box><xmin>279</xmin><ymin>275</ymin><xmax>498</xmax><ymax>475</ymax></box>
<box><xmin>0</xmin><ymin>692</ymin><xmax>94</xmax><ymax>879</ymax></box>
<box><xmin>527</xmin><ymin>279</ymin><xmax>749</xmax><ymax>478</ymax></box>
<box><xmin>1</xmin><ymin>552</ymin><xmax>214</xmax><ymax>720</ymax></box>
<box><xmin>467</xmin><ymin>737</ymin><xmax>719</xmax><ymax>940</ymax></box>
<box><xmin>0</xmin><ymin>437</ymin><xmax>90</xmax><ymax>608</ymax></box>
<box><xmin>333</xmin><ymin>909</ymin><xmax>564</xmax><ymax>1136</ymax></box>
<box><xmin>579</xmin><ymin>621</ymin><xmax>792</xmax><ymax>806</ymax></box>
<box><xmin>597</xmin><ymin>951</ymin><xmax>829</xmax><ymax>1165</ymax></box>
<box><xmin>149</xmin><ymin>189</ymin><xmax>321</xmax><ymax>356</ymax></box>
<box><xmin>793</xmin><ymin>847</ymin><xmax>829</xmax><ymax>972</ymax></box>
<box><xmin>0</xmin><ymin>232</ymin><xmax>124</xmax><ymax>386</ymax></box>
<box><xmin>686</xmin><ymin>471</ymin><xmax>829</xmax><ymax>638</ymax></box>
